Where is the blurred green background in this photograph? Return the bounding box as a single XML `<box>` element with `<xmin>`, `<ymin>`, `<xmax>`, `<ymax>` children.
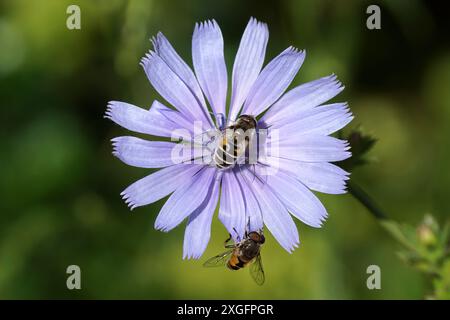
<box><xmin>0</xmin><ymin>0</ymin><xmax>449</xmax><ymax>299</ymax></box>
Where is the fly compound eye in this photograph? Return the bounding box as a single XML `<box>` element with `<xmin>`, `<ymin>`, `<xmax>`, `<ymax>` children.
<box><xmin>259</xmin><ymin>234</ymin><xmax>265</xmax><ymax>244</ymax></box>
<box><xmin>248</xmin><ymin>232</ymin><xmax>262</xmax><ymax>243</ymax></box>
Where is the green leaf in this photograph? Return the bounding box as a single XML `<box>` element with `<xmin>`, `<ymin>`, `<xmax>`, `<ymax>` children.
<box><xmin>433</xmin><ymin>260</ymin><xmax>450</xmax><ymax>299</ymax></box>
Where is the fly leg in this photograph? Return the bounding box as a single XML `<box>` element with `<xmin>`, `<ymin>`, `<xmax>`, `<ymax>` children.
<box><xmin>224</xmin><ymin>233</ymin><xmax>236</xmax><ymax>248</ymax></box>
<box><xmin>233</xmin><ymin>227</ymin><xmax>242</xmax><ymax>243</ymax></box>
<box><xmin>223</xmin><ymin>228</ymin><xmax>241</xmax><ymax>248</ymax></box>
<box><xmin>215</xmin><ymin>113</ymin><xmax>226</xmax><ymax>130</ymax></box>
<box><xmin>246</xmin><ymin>216</ymin><xmax>251</xmax><ymax>236</ymax></box>
<box><xmin>223</xmin><ymin>233</ymin><xmax>232</xmax><ymax>247</ymax></box>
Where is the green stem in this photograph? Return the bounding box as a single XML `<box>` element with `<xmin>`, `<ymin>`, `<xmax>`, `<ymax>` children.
<box><xmin>348</xmin><ymin>180</ymin><xmax>388</xmax><ymax>220</ymax></box>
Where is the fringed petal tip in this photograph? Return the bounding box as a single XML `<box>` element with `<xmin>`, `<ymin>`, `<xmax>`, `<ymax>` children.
<box><xmin>335</xmin><ymin>139</ymin><xmax>352</xmax><ymax>159</ymax></box>
<box><xmin>154</xmin><ymin>223</ymin><xmax>171</xmax><ymax>233</ymax></box>
<box><xmin>154</xmin><ymin>217</ymin><xmax>169</xmax><ymax>232</ymax></box>
<box><xmin>337</xmin><ymin>174</ymin><xmax>353</xmax><ymax>194</ymax></box>
<box><xmin>194</xmin><ymin>19</ymin><xmax>221</xmax><ymax>34</ymax></box>
<box><xmin>120</xmin><ymin>193</ymin><xmax>138</xmax><ymax>211</ymax></box>
<box><xmin>336</xmin><ymin>101</ymin><xmax>352</xmax><ymax>115</ymax></box>
<box><xmin>182</xmin><ymin>233</ymin><xmax>210</xmax><ymax>260</ymax></box>
<box><xmin>150</xmin><ymin>31</ymin><xmax>167</xmax><ymax>52</ymax></box>
<box><xmin>182</xmin><ymin>251</ymin><xmax>203</xmax><ymax>260</ymax></box>
<box><xmin>247</xmin><ymin>16</ymin><xmax>269</xmax><ymax>32</ymax></box>
<box><xmin>285</xmin><ymin>239</ymin><xmax>300</xmax><ymax>254</ymax></box>
<box><xmin>111</xmin><ymin>141</ymin><xmax>120</xmax><ymax>159</ymax></box>
<box><xmin>119</xmin><ymin>188</ymin><xmax>142</xmax><ymax>211</ymax></box>
<box><xmin>139</xmin><ymin>50</ymin><xmax>156</xmax><ymax>69</ymax></box>
<box><xmin>183</xmin><ymin>244</ymin><xmax>206</xmax><ymax>260</ymax></box>
<box><xmin>104</xmin><ymin>102</ymin><xmax>114</xmax><ymax>119</ymax></box>
<box><xmin>110</xmin><ymin>137</ymin><xmax>125</xmax><ymax>164</ymax></box>
<box><xmin>110</xmin><ymin>137</ymin><xmax>129</xmax><ymax>163</ymax></box>
<box><xmin>324</xmin><ymin>73</ymin><xmax>345</xmax><ymax>88</ymax></box>
<box><xmin>317</xmin><ymin>214</ymin><xmax>329</xmax><ymax>228</ymax></box>
<box><xmin>277</xmin><ymin>46</ymin><xmax>307</xmax><ymax>64</ymax></box>
<box><xmin>104</xmin><ymin>101</ymin><xmax>122</xmax><ymax>120</ymax></box>
<box><xmin>286</xmin><ymin>46</ymin><xmax>305</xmax><ymax>56</ymax></box>
<box><xmin>305</xmin><ymin>210</ymin><xmax>330</xmax><ymax>229</ymax></box>
<box><xmin>314</xmin><ymin>73</ymin><xmax>346</xmax><ymax>97</ymax></box>
<box><xmin>149</xmin><ymin>34</ymin><xmax>159</xmax><ymax>51</ymax></box>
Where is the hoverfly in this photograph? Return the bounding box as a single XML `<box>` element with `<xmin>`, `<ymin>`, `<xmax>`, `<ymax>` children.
<box><xmin>203</xmin><ymin>229</ymin><xmax>265</xmax><ymax>285</ymax></box>
<box><xmin>212</xmin><ymin>114</ymin><xmax>257</xmax><ymax>169</ymax></box>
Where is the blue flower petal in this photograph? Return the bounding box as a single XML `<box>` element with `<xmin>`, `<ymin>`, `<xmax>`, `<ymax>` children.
<box><xmin>262</xmin><ymin>74</ymin><xmax>344</xmax><ymax>125</ymax></box>
<box><xmin>241</xmin><ymin>47</ymin><xmax>305</xmax><ymax>117</ymax></box>
<box><xmin>155</xmin><ymin>167</ymin><xmax>216</xmax><ymax>232</ymax></box>
<box><xmin>228</xmin><ymin>17</ymin><xmax>269</xmax><ymax>122</ymax></box>
<box><xmin>141</xmin><ymin>51</ymin><xmax>211</xmax><ymax>128</ymax></box>
<box><xmin>261</xmin><ymin>157</ymin><xmax>350</xmax><ymax>194</ymax></box>
<box><xmin>269</xmin><ymin>134</ymin><xmax>351</xmax><ymax>162</ymax></box>
<box><xmin>151</xmin><ymin>32</ymin><xmax>209</xmax><ymax>117</ymax></box>
<box><xmin>192</xmin><ymin>20</ymin><xmax>228</xmax><ymax>117</ymax></box>
<box><xmin>121</xmin><ymin>164</ymin><xmax>203</xmax><ymax>210</ymax></box>
<box><xmin>242</xmin><ymin>169</ymin><xmax>300</xmax><ymax>252</ymax></box>
<box><xmin>183</xmin><ymin>178</ymin><xmax>220</xmax><ymax>259</ymax></box>
<box><xmin>218</xmin><ymin>171</ymin><xmax>246</xmax><ymax>241</ymax></box>
<box><xmin>263</xmin><ymin>169</ymin><xmax>328</xmax><ymax>228</ymax></box>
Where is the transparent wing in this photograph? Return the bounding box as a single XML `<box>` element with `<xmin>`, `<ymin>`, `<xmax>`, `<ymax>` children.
<box><xmin>203</xmin><ymin>250</ymin><xmax>234</xmax><ymax>268</ymax></box>
<box><xmin>192</xmin><ymin>128</ymin><xmax>222</xmax><ymax>148</ymax></box>
<box><xmin>249</xmin><ymin>254</ymin><xmax>265</xmax><ymax>285</ymax></box>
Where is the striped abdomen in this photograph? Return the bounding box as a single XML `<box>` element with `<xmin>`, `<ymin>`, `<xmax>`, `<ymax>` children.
<box><xmin>227</xmin><ymin>252</ymin><xmax>253</xmax><ymax>271</ymax></box>
<box><xmin>212</xmin><ymin>115</ymin><xmax>257</xmax><ymax>169</ymax></box>
<box><xmin>212</xmin><ymin>131</ymin><xmax>246</xmax><ymax>169</ymax></box>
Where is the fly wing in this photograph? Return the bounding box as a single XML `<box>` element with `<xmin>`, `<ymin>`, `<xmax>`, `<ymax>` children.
<box><xmin>203</xmin><ymin>250</ymin><xmax>233</xmax><ymax>268</ymax></box>
<box><xmin>192</xmin><ymin>129</ymin><xmax>222</xmax><ymax>149</ymax></box>
<box><xmin>181</xmin><ymin>129</ymin><xmax>221</xmax><ymax>166</ymax></box>
<box><xmin>249</xmin><ymin>254</ymin><xmax>265</xmax><ymax>285</ymax></box>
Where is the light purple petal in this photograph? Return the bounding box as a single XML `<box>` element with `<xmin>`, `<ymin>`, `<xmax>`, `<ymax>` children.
<box><xmin>183</xmin><ymin>178</ymin><xmax>220</xmax><ymax>259</ymax></box>
<box><xmin>241</xmin><ymin>47</ymin><xmax>305</xmax><ymax>117</ymax></box>
<box><xmin>121</xmin><ymin>164</ymin><xmax>202</xmax><ymax>210</ymax></box>
<box><xmin>155</xmin><ymin>167</ymin><xmax>216</xmax><ymax>232</ymax></box>
<box><xmin>149</xmin><ymin>100</ymin><xmax>194</xmax><ymax>140</ymax></box>
<box><xmin>242</xmin><ymin>169</ymin><xmax>299</xmax><ymax>252</ymax></box>
<box><xmin>260</xmin><ymin>157</ymin><xmax>349</xmax><ymax>194</ymax></box>
<box><xmin>141</xmin><ymin>51</ymin><xmax>211</xmax><ymax>127</ymax></box>
<box><xmin>192</xmin><ymin>20</ymin><xmax>227</xmax><ymax>117</ymax></box>
<box><xmin>269</xmin><ymin>103</ymin><xmax>353</xmax><ymax>137</ymax></box>
<box><xmin>218</xmin><ymin>171</ymin><xmax>246</xmax><ymax>241</ymax></box>
<box><xmin>105</xmin><ymin>101</ymin><xmax>182</xmax><ymax>138</ymax></box>
<box><xmin>268</xmin><ymin>134</ymin><xmax>351</xmax><ymax>162</ymax></box>
<box><xmin>294</xmin><ymin>162</ymin><xmax>350</xmax><ymax>194</ymax></box>
<box><xmin>261</xmin><ymin>74</ymin><xmax>344</xmax><ymax>126</ymax></box>
<box><xmin>111</xmin><ymin>136</ymin><xmax>201</xmax><ymax>168</ymax></box>
<box><xmin>151</xmin><ymin>32</ymin><xmax>213</xmax><ymax>125</ymax></box>
<box><xmin>236</xmin><ymin>169</ymin><xmax>264</xmax><ymax>232</ymax></box>
<box><xmin>228</xmin><ymin>18</ymin><xmax>269</xmax><ymax>122</ymax></box>
<box><xmin>262</xmin><ymin>169</ymin><xmax>328</xmax><ymax>228</ymax></box>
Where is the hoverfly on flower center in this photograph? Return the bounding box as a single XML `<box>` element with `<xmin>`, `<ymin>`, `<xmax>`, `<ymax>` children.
<box><xmin>211</xmin><ymin>114</ymin><xmax>258</xmax><ymax>170</ymax></box>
